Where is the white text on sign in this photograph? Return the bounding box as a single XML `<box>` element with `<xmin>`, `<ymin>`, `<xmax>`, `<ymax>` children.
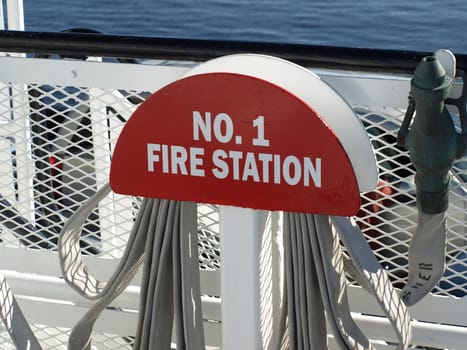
<box><xmin>146</xmin><ymin>111</ymin><xmax>321</xmax><ymax>187</ymax></box>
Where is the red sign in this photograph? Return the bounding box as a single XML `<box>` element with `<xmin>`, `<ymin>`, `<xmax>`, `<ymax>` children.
<box><xmin>110</xmin><ymin>73</ymin><xmax>360</xmax><ymax>215</ymax></box>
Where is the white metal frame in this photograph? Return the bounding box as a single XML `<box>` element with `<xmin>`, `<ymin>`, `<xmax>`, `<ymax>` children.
<box><xmin>0</xmin><ymin>55</ymin><xmax>465</xmax><ymax>349</ymax></box>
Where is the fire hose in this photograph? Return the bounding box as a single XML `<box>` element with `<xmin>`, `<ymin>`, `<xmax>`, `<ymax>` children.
<box><xmin>398</xmin><ymin>50</ymin><xmax>467</xmax><ymax>306</ymax></box>
<box><xmin>59</xmin><ymin>183</ymin><xmax>205</xmax><ymax>350</ymax></box>
<box><xmin>0</xmin><ymin>192</ymin><xmax>412</xmax><ymax>350</ymax></box>
<box><xmin>279</xmin><ymin>213</ymin><xmax>411</xmax><ymax>349</ymax></box>
<box><xmin>55</xmin><ymin>182</ymin><xmax>411</xmax><ymax>349</ymax></box>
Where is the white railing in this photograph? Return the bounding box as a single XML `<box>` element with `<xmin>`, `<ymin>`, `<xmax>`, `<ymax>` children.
<box><xmin>0</xmin><ymin>54</ymin><xmax>465</xmax><ymax>349</ymax></box>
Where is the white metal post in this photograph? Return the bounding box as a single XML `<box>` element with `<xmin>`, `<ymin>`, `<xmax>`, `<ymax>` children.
<box><xmin>220</xmin><ymin>205</ymin><xmax>267</xmax><ymax>350</ymax></box>
<box><xmin>6</xmin><ymin>0</ymin><xmax>24</xmax><ymax>30</ymax></box>
<box><xmin>0</xmin><ymin>1</ymin><xmax>4</xmax><ymax>30</ymax></box>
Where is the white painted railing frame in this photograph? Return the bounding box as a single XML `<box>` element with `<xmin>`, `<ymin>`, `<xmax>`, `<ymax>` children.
<box><xmin>0</xmin><ymin>55</ymin><xmax>465</xmax><ymax>349</ymax></box>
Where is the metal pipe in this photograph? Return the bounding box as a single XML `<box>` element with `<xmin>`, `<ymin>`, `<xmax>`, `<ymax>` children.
<box><xmin>0</xmin><ymin>29</ymin><xmax>461</xmax><ymax>74</ymax></box>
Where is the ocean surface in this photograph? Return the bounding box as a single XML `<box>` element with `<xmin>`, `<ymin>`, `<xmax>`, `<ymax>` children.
<box><xmin>21</xmin><ymin>0</ymin><xmax>467</xmax><ymax>54</ymax></box>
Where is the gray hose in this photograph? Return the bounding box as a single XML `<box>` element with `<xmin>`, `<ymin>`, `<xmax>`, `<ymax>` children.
<box><xmin>401</xmin><ymin>211</ymin><xmax>447</xmax><ymax>306</ymax></box>
<box><xmin>282</xmin><ymin>213</ymin><xmax>412</xmax><ymax>350</ymax></box>
<box><xmin>58</xmin><ymin>183</ymin><xmax>205</xmax><ymax>350</ymax></box>
<box><xmin>0</xmin><ymin>193</ymin><xmax>53</xmax><ymax>249</ymax></box>
<box><xmin>0</xmin><ymin>182</ymin><xmax>411</xmax><ymax>349</ymax></box>
<box><xmin>332</xmin><ymin>216</ymin><xmax>412</xmax><ymax>349</ymax></box>
<box><xmin>283</xmin><ymin>212</ymin><xmax>327</xmax><ymax>349</ymax></box>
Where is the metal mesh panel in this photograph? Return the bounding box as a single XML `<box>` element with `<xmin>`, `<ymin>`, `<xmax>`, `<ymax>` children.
<box><xmin>1</xmin><ymin>83</ymin><xmax>126</xmax><ymax>252</ymax></box>
<box><xmin>354</xmin><ymin>105</ymin><xmax>467</xmax><ymax>298</ymax></box>
<box><xmin>198</xmin><ymin>204</ymin><xmax>220</xmax><ymax>270</ymax></box>
<box><xmin>0</xmin><ymin>60</ymin><xmax>466</xmax><ymax>349</ymax></box>
<box><xmin>0</xmin><ymin>75</ymin><xmax>222</xmax><ymax>348</ymax></box>
<box><xmin>0</xmin><ymin>324</ymin><xmax>135</xmax><ymax>350</ymax></box>
<box><xmin>0</xmin><ymin>326</ymin><xmax>15</xmax><ymax>349</ymax></box>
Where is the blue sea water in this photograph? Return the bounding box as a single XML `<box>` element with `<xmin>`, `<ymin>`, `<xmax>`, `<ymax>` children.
<box><xmin>21</xmin><ymin>0</ymin><xmax>467</xmax><ymax>54</ymax></box>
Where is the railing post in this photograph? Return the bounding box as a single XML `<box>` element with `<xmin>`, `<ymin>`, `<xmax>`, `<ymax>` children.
<box><xmin>220</xmin><ymin>206</ymin><xmax>266</xmax><ymax>350</ymax></box>
<box><xmin>6</xmin><ymin>0</ymin><xmax>24</xmax><ymax>30</ymax></box>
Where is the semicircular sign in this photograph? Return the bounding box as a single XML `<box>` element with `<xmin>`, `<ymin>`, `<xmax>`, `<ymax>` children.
<box><xmin>110</xmin><ymin>72</ymin><xmax>361</xmax><ymax>215</ymax></box>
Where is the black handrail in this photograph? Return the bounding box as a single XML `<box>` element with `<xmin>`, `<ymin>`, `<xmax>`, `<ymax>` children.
<box><xmin>0</xmin><ymin>30</ymin><xmax>464</xmax><ymax>74</ymax></box>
